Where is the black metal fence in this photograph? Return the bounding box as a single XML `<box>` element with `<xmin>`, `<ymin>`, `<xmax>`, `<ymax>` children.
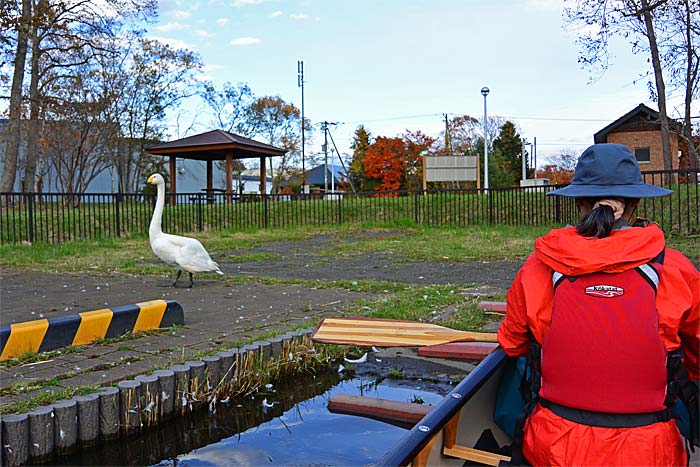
<box><xmin>1</xmin><ymin>169</ymin><xmax>697</xmax><ymax>245</ymax></box>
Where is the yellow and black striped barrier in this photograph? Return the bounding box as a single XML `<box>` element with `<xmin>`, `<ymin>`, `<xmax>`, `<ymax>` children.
<box><xmin>0</xmin><ymin>300</ymin><xmax>184</xmax><ymax>361</ymax></box>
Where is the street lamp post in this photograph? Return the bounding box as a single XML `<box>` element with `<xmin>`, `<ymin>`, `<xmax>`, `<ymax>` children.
<box><xmin>298</xmin><ymin>60</ymin><xmax>306</xmax><ymax>192</ymax></box>
<box><xmin>481</xmin><ymin>86</ymin><xmax>490</xmax><ymax>192</ymax></box>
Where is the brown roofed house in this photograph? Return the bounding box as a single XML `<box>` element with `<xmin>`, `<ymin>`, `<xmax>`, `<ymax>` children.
<box><xmin>594</xmin><ymin>104</ymin><xmax>682</xmax><ymax>171</ymax></box>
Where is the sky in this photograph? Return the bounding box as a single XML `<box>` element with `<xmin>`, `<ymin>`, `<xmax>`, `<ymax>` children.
<box><xmin>147</xmin><ymin>0</ymin><xmax>694</xmax><ymax>169</ymax></box>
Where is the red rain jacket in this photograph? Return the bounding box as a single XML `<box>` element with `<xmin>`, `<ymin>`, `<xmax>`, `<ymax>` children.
<box><xmin>498</xmin><ymin>223</ymin><xmax>699</xmax><ymax>467</ymax></box>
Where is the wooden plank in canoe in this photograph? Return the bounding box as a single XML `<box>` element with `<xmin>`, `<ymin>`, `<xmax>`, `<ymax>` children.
<box><xmin>312</xmin><ymin>317</ymin><xmax>498</xmax><ymax>347</ymax></box>
<box><xmin>477</xmin><ymin>301</ymin><xmax>507</xmax><ymax>314</ymax></box>
<box><xmin>328</xmin><ymin>393</ymin><xmax>432</xmax><ymax>430</ymax></box>
<box><xmin>418</xmin><ymin>342</ymin><xmax>498</xmax><ymax>360</ymax></box>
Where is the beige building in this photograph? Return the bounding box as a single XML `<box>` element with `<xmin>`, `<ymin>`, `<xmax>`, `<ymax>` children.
<box><xmin>594</xmin><ymin>104</ymin><xmax>681</xmax><ymax>171</ymax></box>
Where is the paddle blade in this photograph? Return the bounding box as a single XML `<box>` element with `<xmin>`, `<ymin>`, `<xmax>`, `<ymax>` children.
<box><xmin>311</xmin><ymin>317</ymin><xmax>498</xmax><ymax>347</ymax></box>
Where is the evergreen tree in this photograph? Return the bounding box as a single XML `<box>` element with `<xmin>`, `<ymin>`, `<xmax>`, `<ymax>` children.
<box><xmin>492</xmin><ymin>121</ymin><xmax>525</xmax><ymax>186</ymax></box>
<box><xmin>349</xmin><ymin>125</ymin><xmax>371</xmax><ymax>191</ymax></box>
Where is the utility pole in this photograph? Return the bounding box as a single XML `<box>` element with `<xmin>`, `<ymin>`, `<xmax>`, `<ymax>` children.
<box><xmin>533</xmin><ymin>136</ymin><xmax>538</xmax><ymax>179</ymax></box>
<box><xmin>322</xmin><ymin>121</ymin><xmax>329</xmax><ymax>194</ymax></box>
<box><xmin>521</xmin><ymin>138</ymin><xmax>527</xmax><ymax>181</ymax></box>
<box><xmin>297</xmin><ymin>60</ymin><xmax>306</xmax><ymax>191</ymax></box>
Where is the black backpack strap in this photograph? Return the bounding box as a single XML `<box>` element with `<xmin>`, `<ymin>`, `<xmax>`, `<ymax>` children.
<box><xmin>511</xmin><ymin>339</ymin><xmax>541</xmax><ymax>466</ymax></box>
<box><xmin>667</xmin><ymin>349</ymin><xmax>699</xmax><ymax>451</ymax></box>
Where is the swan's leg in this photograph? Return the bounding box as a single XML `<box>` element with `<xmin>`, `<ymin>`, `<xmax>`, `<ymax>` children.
<box><xmin>172</xmin><ymin>270</ymin><xmax>182</xmax><ymax>287</ymax></box>
<box><xmin>188</xmin><ymin>272</ymin><xmax>194</xmax><ymax>288</ymax></box>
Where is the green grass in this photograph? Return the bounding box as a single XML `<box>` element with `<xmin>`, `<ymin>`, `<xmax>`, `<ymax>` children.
<box><xmin>387</xmin><ymin>369</ymin><xmax>406</xmax><ymax>379</ymax></box>
<box><xmin>319</xmin><ymin>225</ymin><xmax>553</xmax><ymax>261</ymax></box>
<box><xmin>3</xmin><ymin>225</ymin><xmax>694</xmax><ymax>273</ymax></box>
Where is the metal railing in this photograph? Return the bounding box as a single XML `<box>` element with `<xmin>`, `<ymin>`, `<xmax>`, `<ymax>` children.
<box><xmin>1</xmin><ymin>169</ymin><xmax>697</xmax><ymax>245</ymax></box>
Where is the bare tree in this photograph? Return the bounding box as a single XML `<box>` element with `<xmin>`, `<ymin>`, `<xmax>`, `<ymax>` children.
<box><xmin>0</xmin><ymin>0</ymin><xmax>30</xmax><ymax>194</ymax></box>
<box><xmin>108</xmin><ymin>37</ymin><xmax>202</xmax><ymax>192</ymax></box>
<box><xmin>199</xmin><ymin>81</ymin><xmax>256</xmax><ymax>136</ymax></box>
<box><xmin>1</xmin><ymin>0</ymin><xmax>156</xmax><ymax>194</ymax></box>
<box><xmin>565</xmin><ymin>0</ymin><xmax>677</xmax><ymax>183</ymax></box>
<box><xmin>247</xmin><ymin>95</ymin><xmax>313</xmax><ymax>191</ymax></box>
<box><xmin>659</xmin><ymin>0</ymin><xmax>699</xmax><ymax>174</ymax></box>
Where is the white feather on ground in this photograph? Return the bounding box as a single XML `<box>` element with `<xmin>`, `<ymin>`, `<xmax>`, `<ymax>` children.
<box><xmin>147</xmin><ymin>173</ymin><xmax>224</xmax><ymax>287</ymax></box>
<box><xmin>344</xmin><ymin>353</ymin><xmax>368</xmax><ymax>364</ymax></box>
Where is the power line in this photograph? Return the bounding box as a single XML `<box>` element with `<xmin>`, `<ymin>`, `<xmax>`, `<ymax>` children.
<box><xmin>339</xmin><ymin>112</ymin><xmax>619</xmax><ymax>125</ymax></box>
<box><xmin>340</xmin><ymin>113</ymin><xmax>441</xmax><ymax>124</ymax></box>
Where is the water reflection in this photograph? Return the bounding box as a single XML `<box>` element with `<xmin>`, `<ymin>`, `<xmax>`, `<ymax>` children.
<box><xmin>52</xmin><ymin>370</ymin><xmax>444</xmax><ymax>466</ymax></box>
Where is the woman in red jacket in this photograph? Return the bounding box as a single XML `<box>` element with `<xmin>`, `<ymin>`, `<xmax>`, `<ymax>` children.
<box><xmin>498</xmin><ymin>143</ymin><xmax>699</xmax><ymax>466</ymax></box>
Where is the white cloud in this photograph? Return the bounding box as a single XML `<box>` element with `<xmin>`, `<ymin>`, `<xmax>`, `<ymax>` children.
<box><xmin>526</xmin><ymin>0</ymin><xmax>562</xmax><ymax>9</ymax></box>
<box><xmin>195</xmin><ymin>29</ymin><xmax>213</xmax><ymax>37</ymax></box>
<box><xmin>173</xmin><ymin>10</ymin><xmax>191</xmax><ymax>19</ymax></box>
<box><xmin>289</xmin><ymin>13</ymin><xmax>308</xmax><ymax>20</ymax></box>
<box><xmin>230</xmin><ymin>36</ymin><xmax>261</xmax><ymax>45</ymax></box>
<box><xmin>217</xmin><ymin>17</ymin><xmax>229</xmax><ymax>25</ymax></box>
<box><xmin>232</xmin><ymin>0</ymin><xmax>267</xmax><ymax>6</ymax></box>
<box><xmin>154</xmin><ymin>22</ymin><xmax>190</xmax><ymax>32</ymax></box>
<box><xmin>203</xmin><ymin>64</ymin><xmax>224</xmax><ymax>73</ymax></box>
<box><xmin>148</xmin><ymin>36</ymin><xmax>198</xmax><ymax>51</ymax></box>
<box><xmin>270</xmin><ymin>10</ymin><xmax>282</xmax><ymax>17</ymax></box>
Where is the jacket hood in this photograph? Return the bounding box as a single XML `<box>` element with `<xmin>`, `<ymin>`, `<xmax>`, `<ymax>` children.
<box><xmin>534</xmin><ymin>224</ymin><xmax>666</xmax><ymax>276</ymax></box>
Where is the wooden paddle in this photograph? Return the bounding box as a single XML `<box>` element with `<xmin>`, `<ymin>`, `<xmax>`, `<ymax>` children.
<box><xmin>311</xmin><ymin>317</ymin><xmax>498</xmax><ymax>347</ymax></box>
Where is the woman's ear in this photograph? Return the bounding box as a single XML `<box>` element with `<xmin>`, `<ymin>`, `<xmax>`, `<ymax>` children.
<box><xmin>575</xmin><ymin>198</ymin><xmax>591</xmax><ymax>214</ymax></box>
<box><xmin>623</xmin><ymin>198</ymin><xmax>640</xmax><ymax>221</ymax></box>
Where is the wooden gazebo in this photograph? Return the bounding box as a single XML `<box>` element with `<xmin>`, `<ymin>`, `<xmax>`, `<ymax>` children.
<box><xmin>146</xmin><ymin>130</ymin><xmax>287</xmax><ymax>200</ymax></box>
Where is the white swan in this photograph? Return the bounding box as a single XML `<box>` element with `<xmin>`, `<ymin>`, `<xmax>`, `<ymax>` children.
<box><xmin>147</xmin><ymin>173</ymin><xmax>224</xmax><ymax>287</ymax></box>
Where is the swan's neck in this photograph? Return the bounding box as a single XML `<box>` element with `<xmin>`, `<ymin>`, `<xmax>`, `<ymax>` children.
<box><xmin>150</xmin><ymin>183</ymin><xmax>165</xmax><ymax>236</ymax></box>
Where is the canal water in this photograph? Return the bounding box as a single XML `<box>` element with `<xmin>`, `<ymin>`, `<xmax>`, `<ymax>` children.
<box><xmin>50</xmin><ymin>370</ymin><xmax>446</xmax><ymax>466</ymax></box>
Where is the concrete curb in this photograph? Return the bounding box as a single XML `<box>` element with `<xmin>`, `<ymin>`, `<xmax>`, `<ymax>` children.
<box><xmin>0</xmin><ymin>328</ymin><xmax>314</xmax><ymax>466</ymax></box>
<box><xmin>0</xmin><ymin>300</ymin><xmax>184</xmax><ymax>361</ymax></box>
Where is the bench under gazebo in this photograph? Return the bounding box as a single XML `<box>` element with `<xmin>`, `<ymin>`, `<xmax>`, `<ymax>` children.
<box><xmin>146</xmin><ymin>130</ymin><xmax>287</xmax><ymax>202</ymax></box>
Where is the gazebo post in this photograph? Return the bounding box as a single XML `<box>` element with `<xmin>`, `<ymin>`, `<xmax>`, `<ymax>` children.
<box><xmin>206</xmin><ymin>160</ymin><xmax>213</xmax><ymax>204</ymax></box>
<box><xmin>259</xmin><ymin>156</ymin><xmax>266</xmax><ymax>197</ymax></box>
<box><xmin>169</xmin><ymin>156</ymin><xmax>177</xmax><ymax>205</ymax></box>
<box><xmin>225</xmin><ymin>154</ymin><xmax>233</xmax><ymax>204</ymax></box>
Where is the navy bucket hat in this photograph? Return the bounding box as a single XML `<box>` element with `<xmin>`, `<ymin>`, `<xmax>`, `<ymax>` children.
<box><xmin>547</xmin><ymin>143</ymin><xmax>672</xmax><ymax>198</ymax></box>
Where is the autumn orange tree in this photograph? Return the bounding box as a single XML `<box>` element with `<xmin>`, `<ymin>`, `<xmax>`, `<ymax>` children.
<box><xmin>363</xmin><ymin>136</ymin><xmax>407</xmax><ymax>192</ymax></box>
<box><xmin>537</xmin><ymin>164</ymin><xmax>574</xmax><ymax>184</ymax></box>
<box><xmin>403</xmin><ymin>130</ymin><xmax>436</xmax><ymax>189</ymax></box>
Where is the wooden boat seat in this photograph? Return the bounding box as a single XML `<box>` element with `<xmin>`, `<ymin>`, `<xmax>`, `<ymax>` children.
<box><xmin>477</xmin><ymin>301</ymin><xmax>507</xmax><ymax>314</ymax></box>
<box><xmin>328</xmin><ymin>393</ymin><xmax>432</xmax><ymax>429</ymax></box>
<box><xmin>418</xmin><ymin>342</ymin><xmax>498</xmax><ymax>360</ymax></box>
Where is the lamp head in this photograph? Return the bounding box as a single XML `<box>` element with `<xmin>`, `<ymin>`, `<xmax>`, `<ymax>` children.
<box><xmin>481</xmin><ymin>86</ymin><xmax>490</xmax><ymax>96</ymax></box>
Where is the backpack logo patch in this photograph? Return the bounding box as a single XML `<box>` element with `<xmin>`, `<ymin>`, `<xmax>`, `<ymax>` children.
<box><xmin>585</xmin><ymin>285</ymin><xmax>624</xmax><ymax>298</ymax></box>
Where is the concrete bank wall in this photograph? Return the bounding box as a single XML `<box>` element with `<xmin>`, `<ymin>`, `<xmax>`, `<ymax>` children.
<box><xmin>0</xmin><ymin>328</ymin><xmax>313</xmax><ymax>466</ymax></box>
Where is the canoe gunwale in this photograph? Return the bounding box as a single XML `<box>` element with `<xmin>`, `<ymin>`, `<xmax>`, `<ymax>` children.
<box><xmin>375</xmin><ymin>347</ymin><xmax>508</xmax><ymax>467</ymax></box>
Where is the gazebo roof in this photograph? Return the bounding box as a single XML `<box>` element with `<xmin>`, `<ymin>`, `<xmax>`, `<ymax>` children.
<box><xmin>146</xmin><ymin>129</ymin><xmax>286</xmax><ymax>160</ymax></box>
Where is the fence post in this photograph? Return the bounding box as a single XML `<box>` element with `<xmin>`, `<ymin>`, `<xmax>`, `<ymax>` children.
<box><xmin>336</xmin><ymin>194</ymin><xmax>342</xmax><ymax>225</ymax></box>
<box><xmin>263</xmin><ymin>195</ymin><xmax>269</xmax><ymax>229</ymax></box>
<box><xmin>26</xmin><ymin>193</ymin><xmax>35</xmax><ymax>243</ymax></box>
<box><xmin>114</xmin><ymin>193</ymin><xmax>121</xmax><ymax>238</ymax></box>
<box><xmin>488</xmin><ymin>192</ymin><xmax>494</xmax><ymax>225</ymax></box>
<box><xmin>197</xmin><ymin>195</ymin><xmax>203</xmax><ymax>232</ymax></box>
<box><xmin>555</xmin><ymin>195</ymin><xmax>561</xmax><ymax>224</ymax></box>
<box><xmin>414</xmin><ymin>190</ymin><xmax>419</xmax><ymax>225</ymax></box>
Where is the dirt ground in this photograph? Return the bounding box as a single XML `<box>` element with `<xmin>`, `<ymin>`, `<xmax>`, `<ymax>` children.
<box><xmin>0</xmin><ymin>231</ymin><xmax>523</xmax><ymax>409</ymax></box>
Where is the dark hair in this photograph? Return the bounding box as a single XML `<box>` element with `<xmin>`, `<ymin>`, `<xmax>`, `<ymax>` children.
<box><xmin>575</xmin><ymin>197</ymin><xmax>633</xmax><ymax>238</ymax></box>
